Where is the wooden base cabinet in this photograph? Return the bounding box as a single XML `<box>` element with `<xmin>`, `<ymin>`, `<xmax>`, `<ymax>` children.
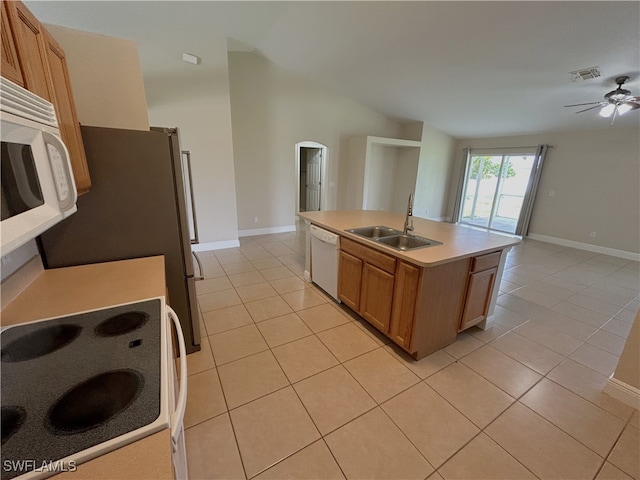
<box><xmin>338</xmin><ymin>237</ymin><xmax>419</xmax><ymax>351</ymax></box>
<box><xmin>338</xmin><ymin>236</ymin><xmax>504</xmax><ymax>360</ymax></box>
<box><xmin>389</xmin><ymin>262</ymin><xmax>420</xmax><ymax>349</ymax></box>
<box><xmin>338</xmin><ymin>237</ymin><xmax>396</xmax><ymax>335</ymax></box>
<box><xmin>1</xmin><ymin>0</ymin><xmax>91</xmax><ymax>194</ymax></box>
<box><xmin>361</xmin><ymin>263</ymin><xmax>394</xmax><ymax>332</ymax></box>
<box><xmin>458</xmin><ymin>251</ymin><xmax>500</xmax><ymax>332</ymax></box>
<box><xmin>338</xmin><ymin>250</ymin><xmax>363</xmax><ymax>312</ymax></box>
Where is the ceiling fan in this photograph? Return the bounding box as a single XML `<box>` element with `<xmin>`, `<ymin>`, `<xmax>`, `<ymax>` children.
<box><xmin>565</xmin><ymin>75</ymin><xmax>640</xmax><ymax>125</ymax></box>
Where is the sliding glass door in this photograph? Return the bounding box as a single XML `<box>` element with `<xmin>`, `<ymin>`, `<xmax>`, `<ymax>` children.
<box><xmin>460</xmin><ymin>153</ymin><xmax>536</xmax><ymax>234</ymax></box>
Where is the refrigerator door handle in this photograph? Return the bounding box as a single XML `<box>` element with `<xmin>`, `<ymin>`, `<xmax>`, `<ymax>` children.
<box><xmin>182</xmin><ymin>150</ymin><xmax>199</xmax><ymax>245</ymax></box>
<box><xmin>191</xmin><ymin>251</ymin><xmax>204</xmax><ymax>281</ymax></box>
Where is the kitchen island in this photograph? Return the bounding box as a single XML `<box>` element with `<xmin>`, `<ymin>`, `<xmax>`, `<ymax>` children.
<box><xmin>299</xmin><ymin>210</ymin><xmax>521</xmax><ymax>359</ymax></box>
<box><xmin>1</xmin><ymin>256</ymin><xmax>174</xmax><ymax>480</ymax></box>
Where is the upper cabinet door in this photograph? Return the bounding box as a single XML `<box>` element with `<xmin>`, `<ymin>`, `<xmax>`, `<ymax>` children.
<box><xmin>1</xmin><ymin>1</ymin><xmax>24</xmax><ymax>86</ymax></box>
<box><xmin>43</xmin><ymin>29</ymin><xmax>91</xmax><ymax>193</ymax></box>
<box><xmin>2</xmin><ymin>0</ymin><xmax>92</xmax><ymax>195</ymax></box>
<box><xmin>5</xmin><ymin>0</ymin><xmax>53</xmax><ymax>101</ymax></box>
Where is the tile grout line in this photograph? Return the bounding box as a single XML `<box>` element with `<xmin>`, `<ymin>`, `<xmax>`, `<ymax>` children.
<box><xmin>193</xmin><ymin>234</ymin><xmax>637</xmax><ymax>480</ymax></box>
<box><xmin>417</xmin><ymin>332</ymin><xmax>628</xmax><ymax>472</ymax></box>
<box><xmin>226</xmin><ymin>233</ymin><xmax>348</xmax><ymax>479</ymax></box>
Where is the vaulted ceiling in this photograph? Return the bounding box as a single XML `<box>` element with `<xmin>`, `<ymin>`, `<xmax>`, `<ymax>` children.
<box><xmin>27</xmin><ymin>1</ymin><xmax>640</xmax><ymax>138</ymax></box>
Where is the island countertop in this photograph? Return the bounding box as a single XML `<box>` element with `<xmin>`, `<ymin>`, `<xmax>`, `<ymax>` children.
<box><xmin>298</xmin><ymin>210</ymin><xmax>521</xmax><ymax>266</ymax></box>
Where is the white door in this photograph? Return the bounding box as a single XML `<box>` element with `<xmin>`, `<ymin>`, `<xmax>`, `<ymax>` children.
<box><xmin>306</xmin><ymin>149</ymin><xmax>322</xmax><ymax>211</ymax></box>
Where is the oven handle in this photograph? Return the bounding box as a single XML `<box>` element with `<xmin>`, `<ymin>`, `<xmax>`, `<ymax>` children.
<box><xmin>168</xmin><ymin>306</ymin><xmax>187</xmax><ymax>445</ymax></box>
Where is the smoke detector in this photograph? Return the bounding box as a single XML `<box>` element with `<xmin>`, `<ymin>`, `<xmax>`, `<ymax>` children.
<box><xmin>569</xmin><ymin>67</ymin><xmax>601</xmax><ymax>82</ymax></box>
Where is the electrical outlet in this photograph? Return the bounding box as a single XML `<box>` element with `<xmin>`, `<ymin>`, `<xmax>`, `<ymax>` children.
<box><xmin>589</xmin><ymin>231</ymin><xmax>596</xmax><ymax>238</ymax></box>
<box><xmin>425</xmin><ymin>209</ymin><xmax>430</xmax><ymax>216</ymax></box>
<box><xmin>549</xmin><ymin>190</ymin><xmax>555</xmax><ymax>197</ymax></box>
<box><xmin>253</xmin><ymin>216</ymin><xmax>259</xmax><ymax>224</ymax></box>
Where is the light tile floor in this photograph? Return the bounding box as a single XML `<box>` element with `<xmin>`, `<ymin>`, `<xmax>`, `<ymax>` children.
<box><xmin>185</xmin><ymin>225</ymin><xmax>639</xmax><ymax>480</ymax></box>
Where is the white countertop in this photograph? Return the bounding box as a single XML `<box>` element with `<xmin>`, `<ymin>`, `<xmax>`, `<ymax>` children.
<box><xmin>1</xmin><ymin>256</ymin><xmax>173</xmax><ymax>479</ymax></box>
<box><xmin>299</xmin><ymin>210</ymin><xmax>521</xmax><ymax>266</ymax></box>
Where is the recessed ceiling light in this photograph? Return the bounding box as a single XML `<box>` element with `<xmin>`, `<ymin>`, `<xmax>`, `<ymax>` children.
<box><xmin>569</xmin><ymin>67</ymin><xmax>601</xmax><ymax>82</ymax></box>
<box><xmin>182</xmin><ymin>52</ymin><xmax>201</xmax><ymax>65</ymax></box>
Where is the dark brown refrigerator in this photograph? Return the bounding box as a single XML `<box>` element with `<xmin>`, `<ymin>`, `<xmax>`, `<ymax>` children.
<box><xmin>39</xmin><ymin>125</ymin><xmax>201</xmax><ymax>354</ymax></box>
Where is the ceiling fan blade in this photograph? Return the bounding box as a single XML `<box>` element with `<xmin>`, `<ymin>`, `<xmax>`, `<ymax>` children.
<box><xmin>574</xmin><ymin>105</ymin><xmax>602</xmax><ymax>114</ymax></box>
<box><xmin>564</xmin><ymin>101</ymin><xmax>602</xmax><ymax>107</ymax></box>
<box><xmin>610</xmin><ymin>106</ymin><xmax>618</xmax><ymax>127</ymax></box>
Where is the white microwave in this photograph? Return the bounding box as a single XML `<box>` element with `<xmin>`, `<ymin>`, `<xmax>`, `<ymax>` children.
<box><xmin>1</xmin><ymin>77</ymin><xmax>77</xmax><ymax>257</ymax></box>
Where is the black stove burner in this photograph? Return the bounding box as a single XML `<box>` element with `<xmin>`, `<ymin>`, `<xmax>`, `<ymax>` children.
<box><xmin>1</xmin><ymin>406</ymin><xmax>25</xmax><ymax>445</ymax></box>
<box><xmin>46</xmin><ymin>369</ymin><xmax>144</xmax><ymax>435</ymax></box>
<box><xmin>94</xmin><ymin>312</ymin><xmax>149</xmax><ymax>337</ymax></box>
<box><xmin>1</xmin><ymin>299</ymin><xmax>162</xmax><ymax>479</ymax></box>
<box><xmin>1</xmin><ymin>324</ymin><xmax>82</xmax><ymax>363</ymax></box>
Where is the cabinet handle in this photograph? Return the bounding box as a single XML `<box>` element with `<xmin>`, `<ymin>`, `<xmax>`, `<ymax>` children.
<box><xmin>168</xmin><ymin>306</ymin><xmax>188</xmax><ymax>446</ymax></box>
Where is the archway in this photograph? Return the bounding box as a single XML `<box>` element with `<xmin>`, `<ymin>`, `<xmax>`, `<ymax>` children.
<box><xmin>295</xmin><ymin>141</ymin><xmax>328</xmax><ymax>214</ymax></box>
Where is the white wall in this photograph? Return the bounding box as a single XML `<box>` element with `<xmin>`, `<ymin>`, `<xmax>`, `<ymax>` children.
<box><xmin>147</xmin><ymin>39</ymin><xmax>239</xmax><ymax>246</ymax></box>
<box><xmin>365</xmin><ymin>145</ymin><xmax>395</xmax><ymax>211</ymax></box>
<box><xmin>392</xmin><ymin>147</ymin><xmax>420</xmax><ymax>213</ymax></box>
<box><xmin>413</xmin><ymin>123</ymin><xmax>457</xmax><ymax>221</ymax></box>
<box><xmin>365</xmin><ymin>145</ymin><xmax>420</xmax><ymax>213</ymax></box>
<box><xmin>450</xmin><ymin>127</ymin><xmax>640</xmax><ymax>254</ymax></box>
<box><xmin>227</xmin><ymin>52</ymin><xmax>401</xmax><ymax>231</ymax></box>
<box><xmin>45</xmin><ymin>25</ymin><xmax>149</xmax><ymax>131</ymax></box>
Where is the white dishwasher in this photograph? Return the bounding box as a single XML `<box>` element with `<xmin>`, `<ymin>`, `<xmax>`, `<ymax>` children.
<box><xmin>310</xmin><ymin>225</ymin><xmax>341</xmax><ymax>301</ymax></box>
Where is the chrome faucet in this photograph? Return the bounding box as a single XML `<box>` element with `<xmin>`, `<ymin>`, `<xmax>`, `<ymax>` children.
<box><xmin>403</xmin><ymin>193</ymin><xmax>414</xmax><ymax>234</ymax></box>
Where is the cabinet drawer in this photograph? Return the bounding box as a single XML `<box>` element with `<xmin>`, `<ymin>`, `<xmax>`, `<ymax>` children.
<box><xmin>341</xmin><ymin>237</ymin><xmax>396</xmax><ymax>274</ymax></box>
<box><xmin>470</xmin><ymin>251</ymin><xmax>501</xmax><ymax>273</ymax></box>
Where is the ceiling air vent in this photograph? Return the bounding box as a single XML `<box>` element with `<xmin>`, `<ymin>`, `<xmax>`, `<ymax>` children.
<box><xmin>569</xmin><ymin>67</ymin><xmax>601</xmax><ymax>82</ymax></box>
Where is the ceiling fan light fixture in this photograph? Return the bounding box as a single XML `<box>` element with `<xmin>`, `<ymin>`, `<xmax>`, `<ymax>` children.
<box><xmin>599</xmin><ymin>103</ymin><xmax>616</xmax><ymax>118</ymax></box>
<box><xmin>617</xmin><ymin>103</ymin><xmax>633</xmax><ymax>115</ymax></box>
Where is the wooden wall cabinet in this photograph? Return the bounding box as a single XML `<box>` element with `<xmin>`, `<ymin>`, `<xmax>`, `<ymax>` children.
<box><xmin>1</xmin><ymin>0</ymin><xmax>91</xmax><ymax>194</ymax></box>
<box><xmin>1</xmin><ymin>2</ymin><xmax>23</xmax><ymax>86</ymax></box>
<box><xmin>458</xmin><ymin>251</ymin><xmax>500</xmax><ymax>332</ymax></box>
<box><xmin>4</xmin><ymin>1</ymin><xmax>53</xmax><ymax>101</ymax></box>
<box><xmin>42</xmin><ymin>29</ymin><xmax>91</xmax><ymax>193</ymax></box>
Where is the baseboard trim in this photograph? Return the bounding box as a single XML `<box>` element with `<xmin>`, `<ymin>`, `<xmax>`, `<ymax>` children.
<box><xmin>527</xmin><ymin>233</ymin><xmax>640</xmax><ymax>261</ymax></box>
<box><xmin>238</xmin><ymin>225</ymin><xmax>297</xmax><ymax>237</ymax></box>
<box><xmin>192</xmin><ymin>239</ymin><xmax>240</xmax><ymax>252</ymax></box>
<box><xmin>603</xmin><ymin>376</ymin><xmax>640</xmax><ymax>410</ymax></box>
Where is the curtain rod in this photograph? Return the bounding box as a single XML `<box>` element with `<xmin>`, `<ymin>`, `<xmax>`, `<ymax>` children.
<box><xmin>463</xmin><ymin>145</ymin><xmax>554</xmax><ymax>150</ymax></box>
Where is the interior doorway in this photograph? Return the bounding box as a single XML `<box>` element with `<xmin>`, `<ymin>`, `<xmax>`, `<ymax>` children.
<box><xmin>296</xmin><ymin>141</ymin><xmax>327</xmax><ymax>213</ymax></box>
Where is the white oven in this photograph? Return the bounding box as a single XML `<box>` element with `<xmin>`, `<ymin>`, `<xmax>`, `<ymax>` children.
<box><xmin>167</xmin><ymin>306</ymin><xmax>189</xmax><ymax>479</ymax></box>
<box><xmin>0</xmin><ymin>298</ymin><xmax>188</xmax><ymax>479</ymax></box>
<box><xmin>0</xmin><ymin>77</ymin><xmax>77</xmax><ymax>257</ymax></box>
